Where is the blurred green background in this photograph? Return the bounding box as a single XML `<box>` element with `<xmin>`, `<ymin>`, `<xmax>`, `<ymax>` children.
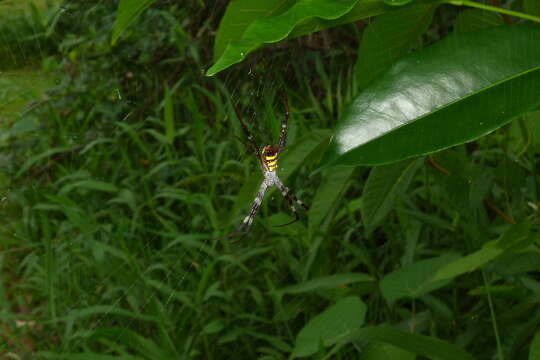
<box><xmin>1</xmin><ymin>0</ymin><xmax>540</xmax><ymax>359</ymax></box>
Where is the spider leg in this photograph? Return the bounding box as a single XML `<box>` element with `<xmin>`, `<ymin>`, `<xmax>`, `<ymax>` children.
<box><xmin>214</xmin><ymin>181</ymin><xmax>268</xmax><ymax>241</ymax></box>
<box><xmin>275</xmin><ymin>181</ymin><xmax>308</xmax><ymax>227</ymax></box>
<box><xmin>277</xmin><ymin>96</ymin><xmax>288</xmax><ymax>153</ymax></box>
<box><xmin>275</xmin><ymin>192</ymin><xmax>299</xmax><ymax>227</ymax></box>
<box><xmin>234</xmin><ymin>104</ymin><xmax>259</xmax><ymax>156</ymax></box>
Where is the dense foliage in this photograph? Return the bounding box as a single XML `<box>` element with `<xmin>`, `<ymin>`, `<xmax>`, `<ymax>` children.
<box><xmin>1</xmin><ymin>0</ymin><xmax>540</xmax><ymax>359</ymax></box>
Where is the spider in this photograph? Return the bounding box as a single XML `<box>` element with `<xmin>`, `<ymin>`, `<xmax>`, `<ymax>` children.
<box><xmin>217</xmin><ymin>98</ymin><xmax>309</xmax><ymax>240</ymax></box>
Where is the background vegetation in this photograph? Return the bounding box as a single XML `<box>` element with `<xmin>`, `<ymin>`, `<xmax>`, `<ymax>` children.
<box><xmin>1</xmin><ymin>0</ymin><xmax>539</xmax><ymax>359</ymax></box>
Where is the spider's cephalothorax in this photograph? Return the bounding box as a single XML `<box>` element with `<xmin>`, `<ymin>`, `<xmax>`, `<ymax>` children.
<box><xmin>216</xmin><ymin>98</ymin><xmax>309</xmax><ymax>241</ymax></box>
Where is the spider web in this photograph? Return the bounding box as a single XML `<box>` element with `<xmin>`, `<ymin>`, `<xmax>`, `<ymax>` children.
<box><xmin>0</xmin><ymin>1</ymin><xmax>312</xmax><ymax>355</ymax></box>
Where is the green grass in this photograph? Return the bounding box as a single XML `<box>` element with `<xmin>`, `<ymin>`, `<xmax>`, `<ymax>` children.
<box><xmin>1</xmin><ymin>1</ymin><xmax>540</xmax><ymax>359</ymax></box>
<box><xmin>0</xmin><ymin>0</ymin><xmax>53</xmax><ymax>12</ymax></box>
<box><xmin>0</xmin><ymin>67</ymin><xmax>55</xmax><ymax>122</ymax></box>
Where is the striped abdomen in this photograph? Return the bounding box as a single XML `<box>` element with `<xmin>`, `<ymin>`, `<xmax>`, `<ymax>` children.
<box><xmin>262</xmin><ymin>145</ymin><xmax>278</xmax><ymax>172</ymax></box>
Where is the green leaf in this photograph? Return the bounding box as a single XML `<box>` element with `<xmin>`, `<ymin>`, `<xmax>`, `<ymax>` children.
<box><xmin>454</xmin><ymin>9</ymin><xmax>504</xmax><ymax>33</ymax></box>
<box><xmin>530</xmin><ymin>331</ymin><xmax>540</xmax><ymax>360</ymax></box>
<box><xmin>208</xmin><ymin>0</ymin><xmax>435</xmax><ymax>76</ymax></box>
<box><xmin>349</xmin><ymin>327</ymin><xmax>476</xmax><ymax>360</ymax></box>
<box><xmin>88</xmin><ymin>327</ymin><xmax>168</xmax><ymax>360</ymax></box>
<box><xmin>355</xmin><ymin>3</ymin><xmax>436</xmax><ymax>89</ymax></box>
<box><xmin>321</xmin><ymin>25</ymin><xmax>540</xmax><ymax>167</ymax></box>
<box><xmin>201</xmin><ymin>320</ymin><xmax>224</xmax><ymax>335</ymax></box>
<box><xmin>59</xmin><ymin>305</ymin><xmax>158</xmax><ymax>323</ymax></box>
<box><xmin>59</xmin><ymin>180</ymin><xmax>119</xmax><ymax>195</ymax></box>
<box><xmin>207</xmin><ymin>0</ymin><xmax>359</xmax><ymax>76</ymax></box>
<box><xmin>287</xmin><ymin>0</ymin><xmax>417</xmax><ymax>40</ymax></box>
<box><xmin>384</xmin><ymin>0</ymin><xmax>413</xmax><ymax>6</ymax></box>
<box><xmin>16</xmin><ymin>146</ymin><xmax>71</xmax><ymax>178</ymax></box>
<box><xmin>293</xmin><ymin>296</ymin><xmax>367</xmax><ymax>357</ymax></box>
<box><xmin>493</xmin><ymin>221</ymin><xmax>533</xmax><ymax>251</ymax></box>
<box><xmin>279</xmin><ymin>130</ymin><xmax>331</xmax><ymax>181</ymax></box>
<box><xmin>274</xmin><ymin>273</ymin><xmax>373</xmax><ymax>296</ymax></box>
<box><xmin>361</xmin><ymin>158</ymin><xmax>423</xmax><ymax>234</ymax></box>
<box><xmin>163</xmin><ymin>86</ymin><xmax>175</xmax><ymax>144</ymax></box>
<box><xmin>431</xmin><ymin>247</ymin><xmax>502</xmax><ymax>282</ymax></box>
<box><xmin>112</xmin><ymin>0</ymin><xmax>156</xmax><ymax>45</ymax></box>
<box><xmin>308</xmin><ymin>165</ymin><xmax>354</xmax><ymax>235</ymax></box>
<box><xmin>213</xmin><ymin>0</ymin><xmax>293</xmax><ymax>61</ymax></box>
<box><xmin>361</xmin><ymin>342</ymin><xmax>416</xmax><ymax>360</ymax></box>
<box><xmin>380</xmin><ymin>254</ymin><xmax>459</xmax><ymax>306</ymax></box>
<box><xmin>431</xmin><ymin>222</ymin><xmax>532</xmax><ymax>282</ymax></box>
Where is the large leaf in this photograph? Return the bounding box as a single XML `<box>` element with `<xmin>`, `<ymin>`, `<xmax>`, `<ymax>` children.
<box><xmin>453</xmin><ymin>9</ymin><xmax>504</xmax><ymax>33</ymax></box>
<box><xmin>321</xmin><ymin>25</ymin><xmax>540</xmax><ymax>166</ymax></box>
<box><xmin>213</xmin><ymin>0</ymin><xmax>293</xmax><ymax>61</ymax></box>
<box><xmin>349</xmin><ymin>327</ymin><xmax>476</xmax><ymax>360</ymax></box>
<box><xmin>355</xmin><ymin>3</ymin><xmax>437</xmax><ymax>89</ymax></box>
<box><xmin>293</xmin><ymin>296</ymin><xmax>367</xmax><ymax>357</ymax></box>
<box><xmin>207</xmin><ymin>0</ymin><xmax>442</xmax><ymax>76</ymax></box>
<box><xmin>361</xmin><ymin>158</ymin><xmax>423</xmax><ymax>234</ymax></box>
<box><xmin>207</xmin><ymin>0</ymin><xmax>358</xmax><ymax>76</ymax></box>
<box><xmin>379</xmin><ymin>253</ymin><xmax>459</xmax><ymax>306</ymax></box>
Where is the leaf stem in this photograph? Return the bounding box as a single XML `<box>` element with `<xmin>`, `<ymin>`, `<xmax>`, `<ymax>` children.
<box><xmin>447</xmin><ymin>0</ymin><xmax>540</xmax><ymax>23</ymax></box>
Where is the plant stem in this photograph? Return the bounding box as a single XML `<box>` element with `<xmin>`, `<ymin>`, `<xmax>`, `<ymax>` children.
<box><xmin>447</xmin><ymin>0</ymin><xmax>540</xmax><ymax>23</ymax></box>
<box><xmin>482</xmin><ymin>269</ymin><xmax>504</xmax><ymax>360</ymax></box>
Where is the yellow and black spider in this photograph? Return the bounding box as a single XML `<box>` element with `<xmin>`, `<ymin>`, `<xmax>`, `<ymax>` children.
<box><xmin>218</xmin><ymin>98</ymin><xmax>309</xmax><ymax>240</ymax></box>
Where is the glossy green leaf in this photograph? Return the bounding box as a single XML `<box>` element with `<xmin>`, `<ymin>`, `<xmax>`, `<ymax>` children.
<box><xmin>321</xmin><ymin>25</ymin><xmax>540</xmax><ymax>167</ymax></box>
<box><xmin>356</xmin><ymin>3</ymin><xmax>436</xmax><ymax>89</ymax></box>
<box><xmin>349</xmin><ymin>327</ymin><xmax>476</xmax><ymax>360</ymax></box>
<box><xmin>454</xmin><ymin>9</ymin><xmax>504</xmax><ymax>33</ymax></box>
<box><xmin>213</xmin><ymin>0</ymin><xmax>293</xmax><ymax>61</ymax></box>
<box><xmin>293</xmin><ymin>296</ymin><xmax>367</xmax><ymax>357</ymax></box>
<box><xmin>274</xmin><ymin>273</ymin><xmax>373</xmax><ymax>296</ymax></box>
<box><xmin>112</xmin><ymin>0</ymin><xmax>156</xmax><ymax>45</ymax></box>
<box><xmin>380</xmin><ymin>253</ymin><xmax>459</xmax><ymax>306</ymax></box>
<box><xmin>361</xmin><ymin>158</ymin><xmax>423</xmax><ymax>234</ymax></box>
<box><xmin>530</xmin><ymin>331</ymin><xmax>540</xmax><ymax>360</ymax></box>
<box><xmin>207</xmin><ymin>0</ymin><xmax>439</xmax><ymax>76</ymax></box>
<box><xmin>207</xmin><ymin>0</ymin><xmax>358</xmax><ymax>76</ymax></box>
<box><xmin>287</xmin><ymin>0</ymin><xmax>419</xmax><ymax>40</ymax></box>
